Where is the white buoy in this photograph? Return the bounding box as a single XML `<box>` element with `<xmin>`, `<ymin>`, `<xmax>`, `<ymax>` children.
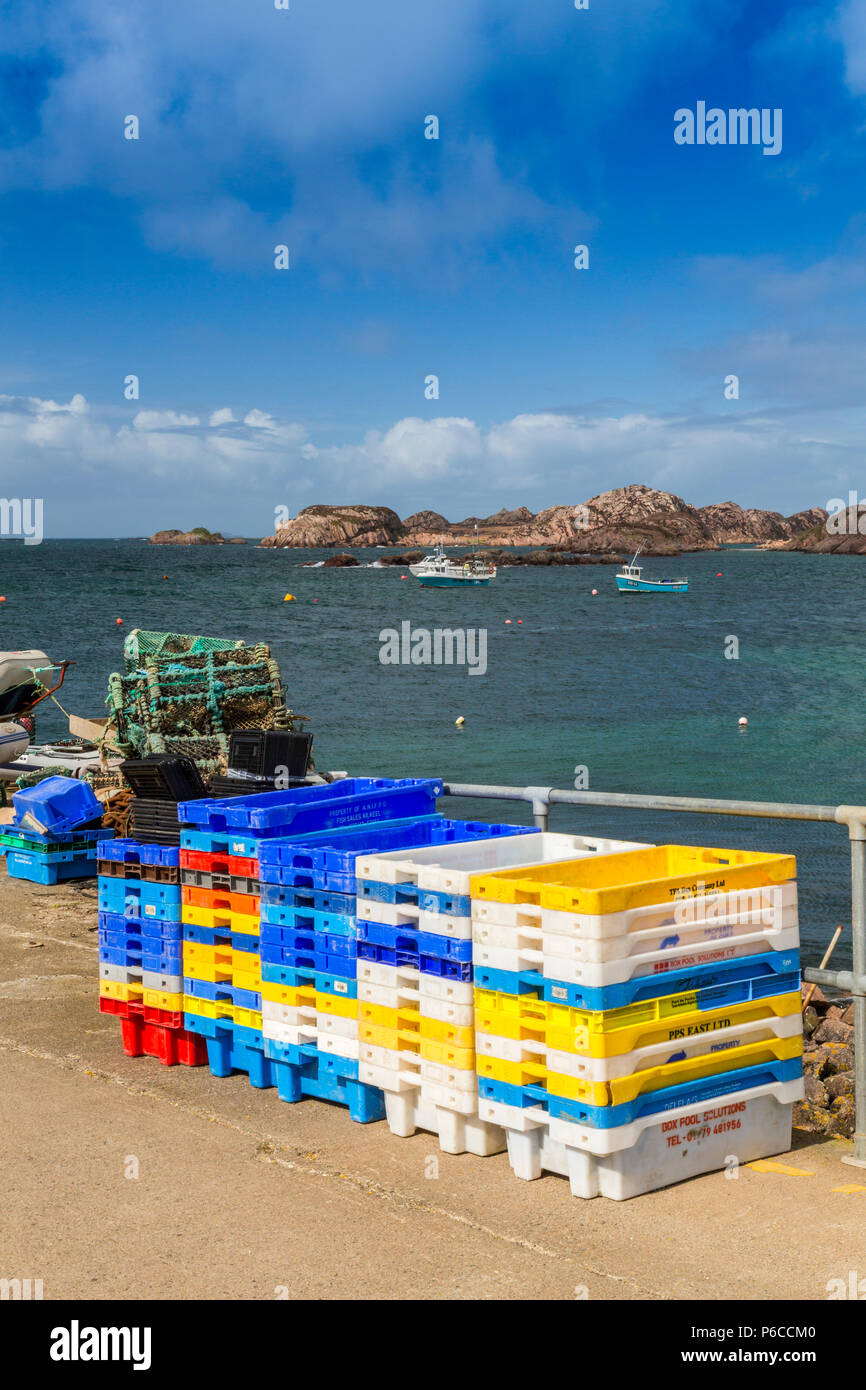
<box><xmin>738</xmin><ymin>716</ymin><xmax>748</xmax><ymax>727</ymax></box>
<box><xmin>591</xmin><ymin>588</ymin><xmax>598</xmax><ymax>595</ymax></box>
<box><xmin>455</xmin><ymin>716</ymin><xmax>465</xmax><ymax>727</ymax></box>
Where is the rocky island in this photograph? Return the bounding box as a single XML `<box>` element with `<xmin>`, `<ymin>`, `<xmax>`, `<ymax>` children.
<box><xmin>149</xmin><ymin>528</ymin><xmax>247</xmax><ymax>545</ymax></box>
<box><xmin>259</xmin><ymin>485</ymin><xmax>827</xmax><ymax>558</ymax></box>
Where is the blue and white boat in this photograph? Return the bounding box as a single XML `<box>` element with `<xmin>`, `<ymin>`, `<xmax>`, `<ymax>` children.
<box><xmin>409</xmin><ymin>545</ymin><xmax>496</xmax><ymax>588</ymax></box>
<box><xmin>615</xmin><ymin>550</ymin><xmax>688</xmax><ymax>593</ymax></box>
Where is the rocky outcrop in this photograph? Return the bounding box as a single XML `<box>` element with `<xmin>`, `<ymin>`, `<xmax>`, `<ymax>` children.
<box><xmin>258</xmin><ymin>487</ymin><xmax>827</xmax><ymax>555</ymax></box>
<box><xmin>698</xmin><ymin>501</ymin><xmax>828</xmax><ymax>544</ymax></box>
<box><xmin>150</xmin><ymin>528</ymin><xmax>243</xmax><ymax>545</ymax></box>
<box><xmin>261</xmin><ymin>505</ymin><xmax>406</xmax><ymax>549</ymax></box>
<box><xmin>772</xmin><ymin>505</ymin><xmax>866</xmax><ymax>553</ymax></box>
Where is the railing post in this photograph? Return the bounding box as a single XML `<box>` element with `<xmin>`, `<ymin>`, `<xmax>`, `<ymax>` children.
<box><xmin>843</xmin><ymin>818</ymin><xmax>866</xmax><ymax>1169</ymax></box>
<box><xmin>524</xmin><ymin>786</ymin><xmax>552</xmax><ymax>832</ymax></box>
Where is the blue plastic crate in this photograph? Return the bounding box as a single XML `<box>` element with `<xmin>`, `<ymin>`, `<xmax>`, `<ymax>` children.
<box><xmin>473</xmin><ymin>950</ymin><xmax>802</xmax><ymax>1012</ymax></box>
<box><xmin>181</xmin><ymin>922</ymin><xmax>260</xmax><ymax>953</ymax></box>
<box><xmin>260</xmin><ymin>961</ymin><xmax>358</xmax><ymax>998</ymax></box>
<box><xmin>359</xmin><ymin>878</ymin><xmax>471</xmax><ymax>916</ymax></box>
<box><xmin>98</xmin><ymin>910</ymin><xmax>182</xmax><ymax>943</ymax></box>
<box><xmin>183</xmin><ymin>978</ymin><xmax>261</xmax><ymax>1011</ymax></box>
<box><xmin>99</xmin><ymin>941</ymin><xmax>143</xmax><ymax>968</ymax></box>
<box><xmin>356</xmin><ymin>937</ymin><xmax>473</xmax><ymax>981</ymax></box>
<box><xmin>12</xmin><ymin>775</ymin><xmax>102</xmax><ymax>835</ymax></box>
<box><xmin>3</xmin><ymin>825</ymin><xmax>113</xmax><ymax>849</ymax></box>
<box><xmin>257</xmin><ymin>816</ymin><xmax>532</xmax><ymax>890</ymax></box>
<box><xmin>178</xmin><ymin>777</ymin><xmax>443</xmax><ymax>836</ymax></box>
<box><xmin>263</xmin><ymin>1039</ymin><xmax>385</xmax><ymax>1122</ymax></box>
<box><xmin>478</xmin><ymin>1055</ymin><xmax>804</xmax><ymax>1129</ymax></box>
<box><xmin>179</xmin><ymin>813</ymin><xmax>442</xmax><ymax>860</ymax></box>
<box><xmin>97</xmin><ymin>878</ymin><xmax>182</xmax><ymax>919</ymax></box>
<box><xmin>259</xmin><ymin>901</ymin><xmax>357</xmax><ymax>936</ymax></box>
<box><xmin>98</xmin><ymin>838</ymin><xmax>180</xmax><ymax>867</ymax></box>
<box><xmin>258</xmin><ymin>882</ymin><xmax>357</xmax><ymax>916</ymax></box>
<box><xmin>183</xmin><ymin>1014</ymin><xmax>274</xmax><ymax>1088</ymax></box>
<box><xmin>6</xmin><ymin>850</ymin><xmax>97</xmax><ymax>885</ymax></box>
<box><xmin>356</xmin><ymin>918</ymin><xmax>472</xmax><ymax>962</ymax></box>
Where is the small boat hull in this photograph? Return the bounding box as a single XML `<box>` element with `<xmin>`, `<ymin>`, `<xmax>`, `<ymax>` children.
<box><xmin>615</xmin><ymin>576</ymin><xmax>688</xmax><ymax>593</ymax></box>
<box><xmin>413</xmin><ymin>573</ymin><xmax>495</xmax><ymax>587</ymax></box>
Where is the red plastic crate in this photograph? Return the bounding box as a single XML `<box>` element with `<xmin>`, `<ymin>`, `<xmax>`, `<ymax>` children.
<box><xmin>99</xmin><ymin>995</ymin><xmax>145</xmax><ymax>1022</ymax></box>
<box><xmin>180</xmin><ymin>848</ymin><xmax>259</xmax><ymax>878</ymax></box>
<box><xmin>119</xmin><ymin>1015</ymin><xmax>207</xmax><ymax>1067</ymax></box>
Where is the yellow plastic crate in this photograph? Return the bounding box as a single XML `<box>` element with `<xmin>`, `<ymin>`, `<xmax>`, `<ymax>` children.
<box><xmin>182</xmin><ymin>995</ymin><xmax>262</xmax><ymax>1029</ymax></box>
<box><xmin>143</xmin><ymin>987</ymin><xmax>184</xmax><ymax>1013</ymax></box>
<box><xmin>182</xmin><ymin>945</ymin><xmax>261</xmax><ymax>991</ymax></box>
<box><xmin>470</xmin><ymin>844</ymin><xmax>796</xmax><ymax>913</ymax></box>
<box><xmin>549</xmin><ymin>1034</ymin><xmax>803</xmax><ymax>1106</ymax></box>
<box><xmin>99</xmin><ymin>978</ymin><xmax>143</xmax><ymax>1003</ymax></box>
<box><xmin>181</xmin><ymin>903</ymin><xmax>259</xmax><ymax>936</ymax></box>
<box><xmin>359</xmin><ymin>1021</ymin><xmax>422</xmax><ymax>1052</ymax></box>
<box><xmin>474</xmin><ymin>987</ymin><xmax>802</xmax><ymax>1059</ymax></box>
<box><xmin>480</xmin><ymin>1033</ymin><xmax>802</xmax><ymax>1105</ymax></box>
<box><xmin>359</xmin><ymin>1001</ymin><xmax>420</xmax><ymax>1031</ymax></box>
<box><xmin>419</xmin><ymin>1016</ymin><xmax>475</xmax><ymax>1050</ymax></box>
<box><xmin>260</xmin><ymin>980</ymin><xmax>315</xmax><ymax>1009</ymax></box>
<box><xmin>419</xmin><ymin>1038</ymin><xmax>476</xmax><ymax>1070</ymax></box>
<box><xmin>314</xmin><ymin>991</ymin><xmax>359</xmax><ymax>1021</ymax></box>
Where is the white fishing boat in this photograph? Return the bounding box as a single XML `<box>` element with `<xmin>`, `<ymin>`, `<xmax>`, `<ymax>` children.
<box><xmin>409</xmin><ymin>544</ymin><xmax>496</xmax><ymax>588</ymax></box>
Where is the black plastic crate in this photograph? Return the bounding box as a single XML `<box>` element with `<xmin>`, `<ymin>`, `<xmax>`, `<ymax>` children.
<box><xmin>120</xmin><ymin>754</ymin><xmax>208</xmax><ymax>802</ymax></box>
<box><xmin>228</xmin><ymin>731</ymin><xmax>312</xmax><ymax>781</ymax></box>
<box><xmin>207</xmin><ymin>773</ymin><xmax>312</xmax><ymax>799</ymax></box>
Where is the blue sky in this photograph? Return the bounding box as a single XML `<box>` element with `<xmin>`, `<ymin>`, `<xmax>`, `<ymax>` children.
<box><xmin>2</xmin><ymin>0</ymin><xmax>866</xmax><ymax>536</ymax></box>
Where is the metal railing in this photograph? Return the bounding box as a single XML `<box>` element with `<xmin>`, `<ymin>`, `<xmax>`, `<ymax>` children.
<box><xmin>441</xmin><ymin>780</ymin><xmax>866</xmax><ymax>1169</ymax></box>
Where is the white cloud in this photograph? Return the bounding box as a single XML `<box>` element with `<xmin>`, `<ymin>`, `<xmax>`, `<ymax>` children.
<box><xmin>209</xmin><ymin>407</ymin><xmax>236</xmax><ymax>426</ymax></box>
<box><xmin>133</xmin><ymin>410</ymin><xmax>200</xmax><ymax>430</ymax></box>
<box><xmin>0</xmin><ymin>390</ymin><xmax>855</xmax><ymax>533</ymax></box>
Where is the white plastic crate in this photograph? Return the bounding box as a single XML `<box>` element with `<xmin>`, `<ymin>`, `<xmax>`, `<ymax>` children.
<box><xmin>419</xmin><ymin>1057</ymin><xmax>478</xmax><ymax>1090</ymax></box>
<box><xmin>420</xmin><ymin>995</ymin><xmax>475</xmax><ymax>1028</ymax></box>
<box><xmin>472</xmin><ymin>922</ymin><xmax>799</xmax><ymax>987</ymax></box>
<box><xmin>262</xmin><ymin>1018</ymin><xmax>317</xmax><ymax>1047</ymax></box>
<box><xmin>359</xmin><ymin>1041</ymin><xmax>422</xmax><ymax>1076</ymax></box>
<box><xmin>356</xmin><ymin>959</ymin><xmax>421</xmax><ymax>989</ymax></box>
<box><xmin>475</xmin><ymin>1009</ymin><xmax>803</xmax><ymax>1082</ymax></box>
<box><xmin>382</xmin><ymin>1090</ymin><xmax>505</xmax><ymax>1155</ymax></box>
<box><xmin>316</xmin><ymin>1012</ymin><xmax>359</xmax><ymax>1040</ymax></box>
<box><xmin>471</xmin><ymin>880</ymin><xmax>798</xmax><ymax>943</ymax></box>
<box><xmin>316</xmin><ymin>1032</ymin><xmax>360</xmax><ymax>1061</ymax></box>
<box><xmin>421</xmin><ymin>1078</ymin><xmax>485</xmax><ymax>1116</ymax></box>
<box><xmin>261</xmin><ymin>999</ymin><xmax>316</xmax><ymax>1027</ymax></box>
<box><xmin>478</xmin><ymin>1078</ymin><xmax>803</xmax><ymax>1200</ymax></box>
<box><xmin>472</xmin><ymin>882</ymin><xmax>798</xmax><ymax>963</ymax></box>
<box><xmin>355</xmin><ymin>832</ymin><xmax>650</xmax><ymax>895</ymax></box>
<box><xmin>358</xmin><ymin>979</ymin><xmax>421</xmax><ymax>1010</ymax></box>
<box><xmin>357</xmin><ymin>899</ymin><xmax>471</xmax><ymax>940</ymax></box>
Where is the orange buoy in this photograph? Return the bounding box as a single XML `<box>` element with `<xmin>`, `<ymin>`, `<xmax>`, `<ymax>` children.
<box><xmin>517</xmin><ymin>619</ymin><xmax>522</xmax><ymax>624</ymax></box>
<box><xmin>116</xmin><ymin>618</ymin><xmax>123</xmax><ymax>625</ymax></box>
<box><xmin>0</xmin><ymin>596</ymin><xmax>5</xmax><ymax>603</ymax></box>
<box><xmin>717</xmin><ymin>572</ymin><xmax>722</xmax><ymax>578</ymax></box>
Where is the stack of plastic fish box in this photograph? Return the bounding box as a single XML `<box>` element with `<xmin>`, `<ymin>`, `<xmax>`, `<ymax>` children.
<box><xmin>98</xmin><ymin>839</ymin><xmax>206</xmax><ymax>1066</ymax></box>
<box><xmin>2</xmin><ymin>776</ymin><xmax>111</xmax><ymax>884</ymax></box>
<box><xmin>469</xmin><ymin>844</ymin><xmax>804</xmax><ymax>1200</ymax></box>
<box><xmin>351</xmin><ymin>831</ymin><xmax>644</xmax><ymax>1152</ymax></box>
<box><xmin>178</xmin><ymin>777</ymin><xmax>457</xmax><ymax>1118</ymax></box>
<box><xmin>264</xmin><ymin>818</ymin><xmax>538</xmax><ymax>1144</ymax></box>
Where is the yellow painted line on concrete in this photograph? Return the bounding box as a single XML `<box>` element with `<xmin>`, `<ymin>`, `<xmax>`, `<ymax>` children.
<box><xmin>747</xmin><ymin>1159</ymin><xmax>814</xmax><ymax>1177</ymax></box>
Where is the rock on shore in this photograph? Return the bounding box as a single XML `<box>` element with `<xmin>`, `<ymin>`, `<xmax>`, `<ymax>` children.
<box><xmin>795</xmin><ymin>986</ymin><xmax>856</xmax><ymax>1138</ymax></box>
